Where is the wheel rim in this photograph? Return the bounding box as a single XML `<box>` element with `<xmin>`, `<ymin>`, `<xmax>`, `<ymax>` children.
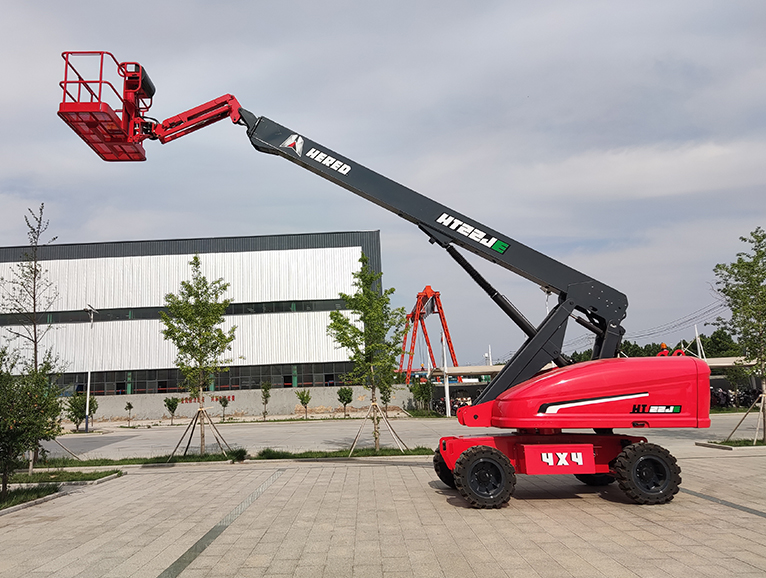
<box><xmin>468</xmin><ymin>458</ymin><xmax>505</xmax><ymax>498</ymax></box>
<box><xmin>633</xmin><ymin>455</ymin><xmax>671</xmax><ymax>494</ymax></box>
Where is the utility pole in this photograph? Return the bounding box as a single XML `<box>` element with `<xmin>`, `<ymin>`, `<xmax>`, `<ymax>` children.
<box><xmin>84</xmin><ymin>304</ymin><xmax>98</xmax><ymax>433</ymax></box>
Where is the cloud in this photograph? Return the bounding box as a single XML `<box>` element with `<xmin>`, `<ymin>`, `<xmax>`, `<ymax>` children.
<box><xmin>2</xmin><ymin>1</ymin><xmax>766</xmax><ymax>366</ymax></box>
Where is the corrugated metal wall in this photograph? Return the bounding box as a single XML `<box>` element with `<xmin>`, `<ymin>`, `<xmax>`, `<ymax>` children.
<box><xmin>0</xmin><ymin>232</ymin><xmax>380</xmax><ymax>373</ymax></box>
<box><xmin>4</xmin><ymin>312</ymin><xmax>350</xmax><ymax>373</ymax></box>
<box><xmin>0</xmin><ymin>247</ymin><xmax>361</xmax><ymax>310</ymax></box>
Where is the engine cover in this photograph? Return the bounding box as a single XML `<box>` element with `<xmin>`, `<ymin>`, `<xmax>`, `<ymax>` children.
<box><xmin>458</xmin><ymin>357</ymin><xmax>710</xmax><ymax>430</ymax></box>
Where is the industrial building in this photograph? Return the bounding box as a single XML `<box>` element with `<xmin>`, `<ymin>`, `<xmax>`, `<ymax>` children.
<box><xmin>0</xmin><ymin>231</ymin><xmax>381</xmax><ymax>396</ymax></box>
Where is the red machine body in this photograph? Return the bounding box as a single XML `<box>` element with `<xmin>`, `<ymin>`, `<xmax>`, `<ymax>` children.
<box><xmin>433</xmin><ymin>356</ymin><xmax>710</xmax><ymax>506</ymax></box>
<box><xmin>438</xmin><ymin>432</ymin><xmax>647</xmax><ymax>475</ymax></box>
<box><xmin>457</xmin><ymin>356</ymin><xmax>710</xmax><ymax>430</ymax></box>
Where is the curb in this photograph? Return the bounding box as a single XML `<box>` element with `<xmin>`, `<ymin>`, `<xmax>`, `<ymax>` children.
<box><xmin>695</xmin><ymin>442</ymin><xmax>733</xmax><ymax>450</ymax></box>
<box><xmin>0</xmin><ymin>491</ymin><xmax>65</xmax><ymax>517</ymax></box>
<box><xmin>1</xmin><ymin>472</ymin><xmax>124</xmax><ymax>517</ymax></box>
<box><xmin>8</xmin><ymin>471</ymin><xmax>124</xmax><ymax>490</ymax></box>
<box><xmin>695</xmin><ymin>441</ymin><xmax>766</xmax><ymax>451</ymax></box>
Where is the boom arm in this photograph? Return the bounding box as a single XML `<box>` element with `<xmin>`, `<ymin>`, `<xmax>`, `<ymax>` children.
<box><xmin>237</xmin><ymin>109</ymin><xmax>628</xmax><ymax>405</ymax></box>
<box><xmin>56</xmin><ymin>49</ymin><xmax>628</xmax><ymax>405</ymax></box>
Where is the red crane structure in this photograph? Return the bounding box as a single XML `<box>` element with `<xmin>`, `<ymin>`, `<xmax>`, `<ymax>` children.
<box><xmin>398</xmin><ymin>286</ymin><xmax>460</xmax><ymax>385</ymax></box>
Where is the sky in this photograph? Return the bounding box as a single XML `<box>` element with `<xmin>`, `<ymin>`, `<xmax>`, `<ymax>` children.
<box><xmin>1</xmin><ymin>1</ymin><xmax>765</xmax><ymax>367</ymax></box>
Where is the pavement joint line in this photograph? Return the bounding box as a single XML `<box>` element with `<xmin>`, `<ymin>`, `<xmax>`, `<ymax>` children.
<box><xmin>156</xmin><ymin>468</ymin><xmax>285</xmax><ymax>578</ymax></box>
<box><xmin>679</xmin><ymin>487</ymin><xmax>766</xmax><ymax>519</ymax></box>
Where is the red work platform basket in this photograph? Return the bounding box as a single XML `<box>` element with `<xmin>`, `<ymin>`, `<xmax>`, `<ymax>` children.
<box><xmin>58</xmin><ymin>51</ymin><xmax>155</xmax><ymax>161</ymax></box>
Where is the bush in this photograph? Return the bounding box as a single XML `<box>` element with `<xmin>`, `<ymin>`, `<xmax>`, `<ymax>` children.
<box><xmin>227</xmin><ymin>447</ymin><xmax>248</xmax><ymax>462</ymax></box>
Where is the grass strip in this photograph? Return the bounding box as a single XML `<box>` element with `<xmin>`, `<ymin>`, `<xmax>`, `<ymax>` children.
<box><xmin>255</xmin><ymin>446</ymin><xmax>434</xmax><ymax>460</ymax></box>
<box><xmin>11</xmin><ymin>469</ymin><xmax>122</xmax><ymax>484</ymax></box>
<box><xmin>406</xmin><ymin>410</ymin><xmax>448</xmax><ymax>418</ymax></box>
<box><xmin>37</xmin><ymin>447</ymin><xmax>435</xmax><ymax>468</ymax></box>
<box><xmin>709</xmin><ymin>439</ymin><xmax>766</xmax><ymax>447</ymax></box>
<box><xmin>39</xmin><ymin>453</ymin><xmax>232</xmax><ymax>468</ymax></box>
<box><xmin>0</xmin><ymin>486</ymin><xmax>59</xmax><ymax>511</ymax></box>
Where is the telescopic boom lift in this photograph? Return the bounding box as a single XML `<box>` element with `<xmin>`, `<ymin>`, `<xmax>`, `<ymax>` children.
<box><xmin>58</xmin><ymin>51</ymin><xmax>711</xmax><ymax>508</ymax></box>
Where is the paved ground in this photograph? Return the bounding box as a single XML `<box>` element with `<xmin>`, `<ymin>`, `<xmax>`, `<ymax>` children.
<box><xmin>2</xmin><ymin>414</ymin><xmax>765</xmax><ymax>578</ymax></box>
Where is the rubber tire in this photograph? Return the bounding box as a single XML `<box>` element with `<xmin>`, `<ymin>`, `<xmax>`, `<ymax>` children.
<box><xmin>433</xmin><ymin>449</ymin><xmax>456</xmax><ymax>489</ymax></box>
<box><xmin>613</xmin><ymin>442</ymin><xmax>681</xmax><ymax>505</ymax></box>
<box><xmin>574</xmin><ymin>473</ymin><xmax>616</xmax><ymax>486</ymax></box>
<box><xmin>453</xmin><ymin>445</ymin><xmax>515</xmax><ymax>508</ymax></box>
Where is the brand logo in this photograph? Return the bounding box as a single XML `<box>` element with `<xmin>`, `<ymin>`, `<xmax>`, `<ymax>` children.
<box><xmin>541</xmin><ymin>452</ymin><xmax>583</xmax><ymax>467</ymax></box>
<box><xmin>435</xmin><ymin>213</ymin><xmax>509</xmax><ymax>254</ymax></box>
<box><xmin>305</xmin><ymin>148</ymin><xmax>351</xmax><ymax>175</ymax></box>
<box><xmin>280</xmin><ymin>134</ymin><xmax>304</xmax><ymax>157</ymax></box>
<box><xmin>631</xmin><ymin>405</ymin><xmax>682</xmax><ymax>414</ymax></box>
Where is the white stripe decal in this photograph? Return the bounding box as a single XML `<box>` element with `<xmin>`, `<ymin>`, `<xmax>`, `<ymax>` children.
<box><xmin>539</xmin><ymin>392</ymin><xmax>649</xmax><ymax>415</ymax></box>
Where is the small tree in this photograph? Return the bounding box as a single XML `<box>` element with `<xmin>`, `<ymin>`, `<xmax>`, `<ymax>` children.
<box><xmin>218</xmin><ymin>396</ymin><xmax>229</xmax><ymax>422</ymax></box>
<box><xmin>65</xmin><ymin>393</ymin><xmax>98</xmax><ymax>432</ymax></box>
<box><xmin>327</xmin><ymin>254</ymin><xmax>406</xmax><ymax>450</ymax></box>
<box><xmin>125</xmin><ymin>402</ymin><xmax>133</xmax><ymax>427</ymax></box>
<box><xmin>261</xmin><ymin>381</ymin><xmax>272</xmax><ymax>421</ymax></box>
<box><xmin>714</xmin><ymin>227</ymin><xmax>766</xmax><ymax>440</ymax></box>
<box><xmin>337</xmin><ymin>386</ymin><xmax>353</xmax><ymax>417</ymax></box>
<box><xmin>160</xmin><ymin>254</ymin><xmax>236</xmax><ymax>454</ymax></box>
<box><xmin>296</xmin><ymin>389</ymin><xmax>311</xmax><ymax>419</ymax></box>
<box><xmin>0</xmin><ymin>204</ymin><xmax>59</xmax><ymax>371</ymax></box>
<box><xmin>0</xmin><ymin>349</ymin><xmax>62</xmax><ymax>499</ymax></box>
<box><xmin>164</xmin><ymin>397</ymin><xmax>180</xmax><ymax>425</ymax></box>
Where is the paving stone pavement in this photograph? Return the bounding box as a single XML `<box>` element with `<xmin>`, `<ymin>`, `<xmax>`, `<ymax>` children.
<box><xmin>3</xmin><ymin>417</ymin><xmax>766</xmax><ymax>578</ymax></box>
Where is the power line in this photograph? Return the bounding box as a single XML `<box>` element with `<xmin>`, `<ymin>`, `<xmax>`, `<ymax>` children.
<box><xmin>563</xmin><ymin>301</ymin><xmax>728</xmax><ymax>352</ymax></box>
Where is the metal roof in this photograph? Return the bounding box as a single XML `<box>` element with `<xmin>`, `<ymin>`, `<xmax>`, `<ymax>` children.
<box><xmin>0</xmin><ymin>230</ymin><xmax>382</xmax><ymax>273</ymax></box>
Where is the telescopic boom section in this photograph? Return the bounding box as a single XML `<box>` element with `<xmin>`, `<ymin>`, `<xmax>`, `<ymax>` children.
<box><xmin>237</xmin><ymin>109</ymin><xmax>628</xmax><ymax>404</ymax></box>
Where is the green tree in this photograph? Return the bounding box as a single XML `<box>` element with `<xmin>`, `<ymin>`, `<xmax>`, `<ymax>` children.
<box><xmin>0</xmin><ymin>350</ymin><xmax>62</xmax><ymax>499</ymax></box>
<box><xmin>160</xmin><ymin>254</ymin><xmax>236</xmax><ymax>454</ymax></box>
<box><xmin>260</xmin><ymin>381</ymin><xmax>272</xmax><ymax>421</ymax></box>
<box><xmin>701</xmin><ymin>328</ymin><xmax>741</xmax><ymax>358</ymax></box>
<box><xmin>714</xmin><ymin>227</ymin><xmax>766</xmax><ymax>439</ymax></box>
<box><xmin>218</xmin><ymin>396</ymin><xmax>229</xmax><ymax>422</ymax></box>
<box><xmin>296</xmin><ymin>389</ymin><xmax>311</xmax><ymax>419</ymax></box>
<box><xmin>164</xmin><ymin>397</ymin><xmax>180</xmax><ymax>425</ymax></box>
<box><xmin>0</xmin><ymin>205</ymin><xmax>61</xmax><ymax>470</ymax></box>
<box><xmin>65</xmin><ymin>393</ymin><xmax>98</xmax><ymax>431</ymax></box>
<box><xmin>125</xmin><ymin>402</ymin><xmax>133</xmax><ymax>427</ymax></box>
<box><xmin>337</xmin><ymin>386</ymin><xmax>353</xmax><ymax>417</ymax></box>
<box><xmin>327</xmin><ymin>254</ymin><xmax>406</xmax><ymax>450</ymax></box>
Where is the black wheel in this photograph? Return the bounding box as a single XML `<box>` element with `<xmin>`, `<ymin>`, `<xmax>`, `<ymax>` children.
<box><xmin>613</xmin><ymin>442</ymin><xmax>681</xmax><ymax>505</ymax></box>
<box><xmin>453</xmin><ymin>446</ymin><xmax>515</xmax><ymax>508</ymax></box>
<box><xmin>433</xmin><ymin>449</ymin><xmax>456</xmax><ymax>489</ymax></box>
<box><xmin>574</xmin><ymin>473</ymin><xmax>616</xmax><ymax>486</ymax></box>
